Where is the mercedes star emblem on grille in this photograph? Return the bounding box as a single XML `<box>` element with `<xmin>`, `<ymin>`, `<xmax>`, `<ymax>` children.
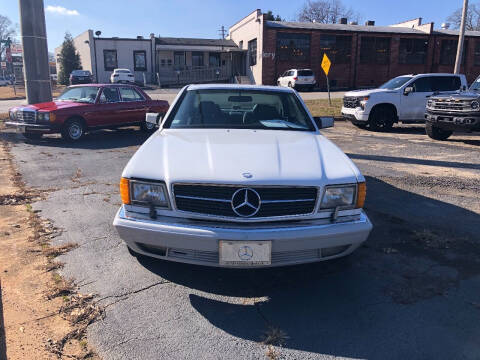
<box><xmin>231</xmin><ymin>188</ymin><xmax>261</xmax><ymax>217</ymax></box>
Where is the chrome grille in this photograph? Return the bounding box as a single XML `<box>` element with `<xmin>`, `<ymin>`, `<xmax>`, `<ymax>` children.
<box><xmin>173</xmin><ymin>184</ymin><xmax>318</xmax><ymax>219</ymax></box>
<box><xmin>16</xmin><ymin>110</ymin><xmax>36</xmax><ymax>123</ymax></box>
<box><xmin>431</xmin><ymin>99</ymin><xmax>471</xmax><ymax>111</ymax></box>
<box><xmin>343</xmin><ymin>97</ymin><xmax>359</xmax><ymax>108</ymax></box>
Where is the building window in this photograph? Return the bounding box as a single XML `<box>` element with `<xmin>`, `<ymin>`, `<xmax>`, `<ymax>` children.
<box><xmin>209</xmin><ymin>52</ymin><xmax>221</xmax><ymax>67</ymax></box>
<box><xmin>248</xmin><ymin>39</ymin><xmax>257</xmax><ymax>66</ymax></box>
<box><xmin>160</xmin><ymin>59</ymin><xmax>166</xmax><ymax>67</ymax></box>
<box><xmin>475</xmin><ymin>41</ymin><xmax>480</xmax><ymax>65</ymax></box>
<box><xmin>167</xmin><ymin>59</ymin><xmax>172</xmax><ymax>66</ymax></box>
<box><xmin>174</xmin><ymin>51</ymin><xmax>185</xmax><ymax>68</ymax></box>
<box><xmin>319</xmin><ymin>35</ymin><xmax>351</xmax><ymax>64</ymax></box>
<box><xmin>192</xmin><ymin>52</ymin><xmax>204</xmax><ymax>67</ymax></box>
<box><xmin>103</xmin><ymin>50</ymin><xmax>117</xmax><ymax>71</ymax></box>
<box><xmin>277</xmin><ymin>33</ymin><xmax>310</xmax><ymax>61</ymax></box>
<box><xmin>133</xmin><ymin>50</ymin><xmax>147</xmax><ymax>71</ymax></box>
<box><xmin>440</xmin><ymin>39</ymin><xmax>467</xmax><ymax>65</ymax></box>
<box><xmin>399</xmin><ymin>38</ymin><xmax>428</xmax><ymax>64</ymax></box>
<box><xmin>360</xmin><ymin>37</ymin><xmax>390</xmax><ymax>64</ymax></box>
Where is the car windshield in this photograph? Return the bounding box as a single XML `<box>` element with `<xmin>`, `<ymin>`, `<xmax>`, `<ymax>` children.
<box><xmin>72</xmin><ymin>70</ymin><xmax>90</xmax><ymax>76</ymax></box>
<box><xmin>165</xmin><ymin>89</ymin><xmax>316</xmax><ymax>131</ymax></box>
<box><xmin>298</xmin><ymin>70</ymin><xmax>313</xmax><ymax>76</ymax></box>
<box><xmin>470</xmin><ymin>77</ymin><xmax>480</xmax><ymax>91</ymax></box>
<box><xmin>57</xmin><ymin>86</ymin><xmax>100</xmax><ymax>103</ymax></box>
<box><xmin>379</xmin><ymin>76</ymin><xmax>412</xmax><ymax>90</ymax></box>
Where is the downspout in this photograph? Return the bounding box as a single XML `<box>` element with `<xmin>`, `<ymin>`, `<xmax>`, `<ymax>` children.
<box><xmin>352</xmin><ymin>33</ymin><xmax>359</xmax><ymax>89</ymax></box>
<box><xmin>93</xmin><ymin>36</ymin><xmax>98</xmax><ymax>83</ymax></box>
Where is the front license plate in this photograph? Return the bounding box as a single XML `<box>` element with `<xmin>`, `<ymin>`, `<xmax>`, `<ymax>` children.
<box><xmin>219</xmin><ymin>241</ymin><xmax>271</xmax><ymax>266</ymax></box>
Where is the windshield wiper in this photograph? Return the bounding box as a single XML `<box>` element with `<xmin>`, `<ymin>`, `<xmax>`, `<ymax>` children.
<box><xmin>259</xmin><ymin>119</ymin><xmax>309</xmax><ymax>130</ymax></box>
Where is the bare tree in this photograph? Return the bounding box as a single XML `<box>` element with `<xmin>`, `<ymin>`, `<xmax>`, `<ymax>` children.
<box><xmin>447</xmin><ymin>3</ymin><xmax>480</xmax><ymax>30</ymax></box>
<box><xmin>297</xmin><ymin>0</ymin><xmax>361</xmax><ymax>24</ymax></box>
<box><xmin>0</xmin><ymin>14</ymin><xmax>16</xmax><ymax>42</ymax></box>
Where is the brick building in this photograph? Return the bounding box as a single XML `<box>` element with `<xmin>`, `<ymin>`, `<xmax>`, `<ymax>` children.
<box><xmin>229</xmin><ymin>10</ymin><xmax>480</xmax><ymax>89</ymax></box>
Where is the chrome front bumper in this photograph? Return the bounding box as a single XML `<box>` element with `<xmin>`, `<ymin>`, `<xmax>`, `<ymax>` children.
<box><xmin>5</xmin><ymin>121</ymin><xmax>53</xmax><ymax>132</ymax></box>
<box><xmin>113</xmin><ymin>206</ymin><xmax>373</xmax><ymax>268</ymax></box>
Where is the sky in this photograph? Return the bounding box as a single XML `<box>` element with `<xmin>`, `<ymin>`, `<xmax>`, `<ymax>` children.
<box><xmin>0</xmin><ymin>0</ymin><xmax>466</xmax><ymax>52</ymax></box>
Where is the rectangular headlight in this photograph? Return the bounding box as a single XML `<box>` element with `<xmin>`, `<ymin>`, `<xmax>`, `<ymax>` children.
<box><xmin>37</xmin><ymin>112</ymin><xmax>50</xmax><ymax>121</ymax></box>
<box><xmin>320</xmin><ymin>185</ymin><xmax>356</xmax><ymax>210</ymax></box>
<box><xmin>130</xmin><ymin>180</ymin><xmax>169</xmax><ymax>208</ymax></box>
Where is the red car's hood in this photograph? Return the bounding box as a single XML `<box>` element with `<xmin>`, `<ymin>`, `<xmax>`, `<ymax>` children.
<box><xmin>16</xmin><ymin>100</ymin><xmax>91</xmax><ymax>111</ymax></box>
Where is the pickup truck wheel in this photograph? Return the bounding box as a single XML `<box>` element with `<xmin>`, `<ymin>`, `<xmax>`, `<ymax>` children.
<box><xmin>23</xmin><ymin>132</ymin><xmax>43</xmax><ymax>140</ymax></box>
<box><xmin>61</xmin><ymin>119</ymin><xmax>85</xmax><ymax>142</ymax></box>
<box><xmin>426</xmin><ymin>122</ymin><xmax>452</xmax><ymax>140</ymax></box>
<box><xmin>369</xmin><ymin>106</ymin><xmax>394</xmax><ymax>131</ymax></box>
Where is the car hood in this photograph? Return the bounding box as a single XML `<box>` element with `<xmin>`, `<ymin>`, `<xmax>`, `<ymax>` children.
<box><xmin>122</xmin><ymin>129</ymin><xmax>362</xmax><ymax>187</ymax></box>
<box><xmin>344</xmin><ymin>88</ymin><xmax>397</xmax><ymax>97</ymax></box>
<box><xmin>431</xmin><ymin>91</ymin><xmax>478</xmax><ymax>101</ymax></box>
<box><xmin>11</xmin><ymin>101</ymin><xmax>90</xmax><ymax>112</ymax></box>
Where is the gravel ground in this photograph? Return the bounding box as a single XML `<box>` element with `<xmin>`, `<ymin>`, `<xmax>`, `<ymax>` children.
<box><xmin>1</xmin><ymin>121</ymin><xmax>479</xmax><ymax>360</ymax></box>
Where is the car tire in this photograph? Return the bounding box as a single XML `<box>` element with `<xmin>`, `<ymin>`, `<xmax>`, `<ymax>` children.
<box><xmin>23</xmin><ymin>132</ymin><xmax>43</xmax><ymax>140</ymax></box>
<box><xmin>369</xmin><ymin>106</ymin><xmax>395</xmax><ymax>131</ymax></box>
<box><xmin>61</xmin><ymin>118</ymin><xmax>85</xmax><ymax>142</ymax></box>
<box><xmin>288</xmin><ymin>82</ymin><xmax>293</xmax><ymax>88</ymax></box>
<box><xmin>140</xmin><ymin>119</ymin><xmax>156</xmax><ymax>133</ymax></box>
<box><xmin>426</xmin><ymin>122</ymin><xmax>453</xmax><ymax>141</ymax></box>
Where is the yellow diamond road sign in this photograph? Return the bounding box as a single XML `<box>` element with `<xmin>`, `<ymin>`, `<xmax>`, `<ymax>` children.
<box><xmin>321</xmin><ymin>53</ymin><xmax>331</xmax><ymax>76</ymax></box>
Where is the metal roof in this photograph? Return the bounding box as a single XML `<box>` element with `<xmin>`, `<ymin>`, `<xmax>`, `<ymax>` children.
<box><xmin>266</xmin><ymin>20</ymin><xmax>428</xmax><ymax>35</ymax></box>
<box><xmin>156</xmin><ymin>37</ymin><xmax>238</xmax><ymax>47</ymax></box>
<box><xmin>433</xmin><ymin>29</ymin><xmax>480</xmax><ymax>37</ymax></box>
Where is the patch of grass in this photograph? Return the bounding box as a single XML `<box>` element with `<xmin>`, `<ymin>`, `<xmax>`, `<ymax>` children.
<box><xmin>262</xmin><ymin>326</ymin><xmax>288</xmax><ymax>346</ymax></box>
<box><xmin>0</xmin><ymin>85</ymin><xmax>64</xmax><ymax>100</ymax></box>
<box><xmin>25</xmin><ymin>203</ymin><xmax>33</xmax><ymax>213</ymax></box>
<box><xmin>42</xmin><ymin>242</ymin><xmax>78</xmax><ymax>257</ymax></box>
<box><xmin>304</xmin><ymin>98</ymin><xmax>343</xmax><ymax>117</ymax></box>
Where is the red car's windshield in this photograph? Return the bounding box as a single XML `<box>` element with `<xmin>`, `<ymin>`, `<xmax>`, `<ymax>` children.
<box><xmin>57</xmin><ymin>86</ymin><xmax>100</xmax><ymax>103</ymax></box>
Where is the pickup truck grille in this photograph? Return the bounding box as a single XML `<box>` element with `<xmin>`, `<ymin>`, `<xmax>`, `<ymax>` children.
<box><xmin>430</xmin><ymin>99</ymin><xmax>471</xmax><ymax>111</ymax></box>
<box><xmin>343</xmin><ymin>97</ymin><xmax>358</xmax><ymax>108</ymax></box>
<box><xmin>16</xmin><ymin>110</ymin><xmax>36</xmax><ymax>123</ymax></box>
<box><xmin>173</xmin><ymin>184</ymin><xmax>318</xmax><ymax>219</ymax></box>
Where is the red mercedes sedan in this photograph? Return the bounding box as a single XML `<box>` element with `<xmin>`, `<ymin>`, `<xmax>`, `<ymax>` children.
<box><xmin>6</xmin><ymin>84</ymin><xmax>169</xmax><ymax>141</ymax></box>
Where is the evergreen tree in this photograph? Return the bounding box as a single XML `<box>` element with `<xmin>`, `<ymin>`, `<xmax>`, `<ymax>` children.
<box><xmin>57</xmin><ymin>32</ymin><xmax>81</xmax><ymax>85</ymax></box>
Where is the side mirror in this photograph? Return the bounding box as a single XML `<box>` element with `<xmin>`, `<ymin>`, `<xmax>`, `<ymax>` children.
<box><xmin>146</xmin><ymin>112</ymin><xmax>162</xmax><ymax>127</ymax></box>
<box><xmin>314</xmin><ymin>116</ymin><xmax>334</xmax><ymax>129</ymax></box>
<box><xmin>404</xmin><ymin>86</ymin><xmax>413</xmax><ymax>96</ymax></box>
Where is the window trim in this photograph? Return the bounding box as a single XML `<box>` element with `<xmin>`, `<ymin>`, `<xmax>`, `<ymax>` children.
<box><xmin>360</xmin><ymin>36</ymin><xmax>391</xmax><ymax>64</ymax></box>
<box><xmin>103</xmin><ymin>49</ymin><xmax>118</xmax><ymax>71</ymax></box>
<box><xmin>398</xmin><ymin>38</ymin><xmax>428</xmax><ymax>65</ymax></box>
<box><xmin>133</xmin><ymin>50</ymin><xmax>147</xmax><ymax>71</ymax></box>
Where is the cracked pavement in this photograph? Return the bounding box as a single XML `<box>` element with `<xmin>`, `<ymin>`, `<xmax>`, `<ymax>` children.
<box><xmin>2</xmin><ymin>122</ymin><xmax>480</xmax><ymax>359</ymax></box>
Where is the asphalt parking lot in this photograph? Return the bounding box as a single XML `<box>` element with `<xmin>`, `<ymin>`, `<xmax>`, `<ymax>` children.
<box><xmin>1</xmin><ymin>122</ymin><xmax>480</xmax><ymax>360</ymax></box>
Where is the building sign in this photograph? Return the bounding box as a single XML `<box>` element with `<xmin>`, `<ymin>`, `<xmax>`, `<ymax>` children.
<box><xmin>321</xmin><ymin>53</ymin><xmax>331</xmax><ymax>76</ymax></box>
<box><xmin>262</xmin><ymin>52</ymin><xmax>275</xmax><ymax>60</ymax></box>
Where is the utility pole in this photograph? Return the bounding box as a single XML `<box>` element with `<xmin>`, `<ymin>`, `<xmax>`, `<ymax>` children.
<box><xmin>18</xmin><ymin>0</ymin><xmax>52</xmax><ymax>104</ymax></box>
<box><xmin>454</xmin><ymin>0</ymin><xmax>468</xmax><ymax>74</ymax></box>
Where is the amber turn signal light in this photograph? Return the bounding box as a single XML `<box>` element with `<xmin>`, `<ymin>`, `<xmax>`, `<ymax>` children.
<box><xmin>356</xmin><ymin>182</ymin><xmax>366</xmax><ymax>208</ymax></box>
<box><xmin>120</xmin><ymin>177</ymin><xmax>130</xmax><ymax>205</ymax></box>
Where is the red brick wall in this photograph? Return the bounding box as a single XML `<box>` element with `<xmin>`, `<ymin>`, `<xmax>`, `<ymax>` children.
<box><xmin>261</xmin><ymin>26</ymin><xmax>480</xmax><ymax>89</ymax></box>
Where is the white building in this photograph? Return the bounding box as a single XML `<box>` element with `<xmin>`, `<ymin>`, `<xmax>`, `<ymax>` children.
<box><xmin>56</xmin><ymin>30</ymin><xmax>246</xmax><ymax>86</ymax></box>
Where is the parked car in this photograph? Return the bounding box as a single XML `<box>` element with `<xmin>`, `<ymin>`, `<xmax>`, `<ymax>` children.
<box><xmin>113</xmin><ymin>84</ymin><xmax>372</xmax><ymax>267</ymax></box>
<box><xmin>425</xmin><ymin>75</ymin><xmax>480</xmax><ymax>140</ymax></box>
<box><xmin>5</xmin><ymin>84</ymin><xmax>169</xmax><ymax>141</ymax></box>
<box><xmin>70</xmin><ymin>70</ymin><xmax>93</xmax><ymax>85</ymax></box>
<box><xmin>277</xmin><ymin>69</ymin><xmax>316</xmax><ymax>91</ymax></box>
<box><xmin>0</xmin><ymin>77</ymin><xmax>9</xmax><ymax>86</ymax></box>
<box><xmin>111</xmin><ymin>69</ymin><xmax>135</xmax><ymax>84</ymax></box>
<box><xmin>341</xmin><ymin>73</ymin><xmax>467</xmax><ymax>131</ymax></box>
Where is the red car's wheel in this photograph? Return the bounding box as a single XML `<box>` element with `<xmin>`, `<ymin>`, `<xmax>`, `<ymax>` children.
<box><xmin>62</xmin><ymin>118</ymin><xmax>85</xmax><ymax>142</ymax></box>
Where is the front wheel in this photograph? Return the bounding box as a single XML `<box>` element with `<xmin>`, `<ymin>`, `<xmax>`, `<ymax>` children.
<box><xmin>23</xmin><ymin>132</ymin><xmax>43</xmax><ymax>140</ymax></box>
<box><xmin>426</xmin><ymin>122</ymin><xmax>452</xmax><ymax>141</ymax></box>
<box><xmin>369</xmin><ymin>106</ymin><xmax>395</xmax><ymax>131</ymax></box>
<box><xmin>61</xmin><ymin>119</ymin><xmax>85</xmax><ymax>142</ymax></box>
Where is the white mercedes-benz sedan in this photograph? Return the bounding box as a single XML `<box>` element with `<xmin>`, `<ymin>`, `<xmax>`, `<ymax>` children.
<box><xmin>113</xmin><ymin>84</ymin><xmax>372</xmax><ymax>268</ymax></box>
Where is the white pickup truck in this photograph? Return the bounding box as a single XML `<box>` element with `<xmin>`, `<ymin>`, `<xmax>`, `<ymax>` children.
<box><xmin>341</xmin><ymin>73</ymin><xmax>467</xmax><ymax>131</ymax></box>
